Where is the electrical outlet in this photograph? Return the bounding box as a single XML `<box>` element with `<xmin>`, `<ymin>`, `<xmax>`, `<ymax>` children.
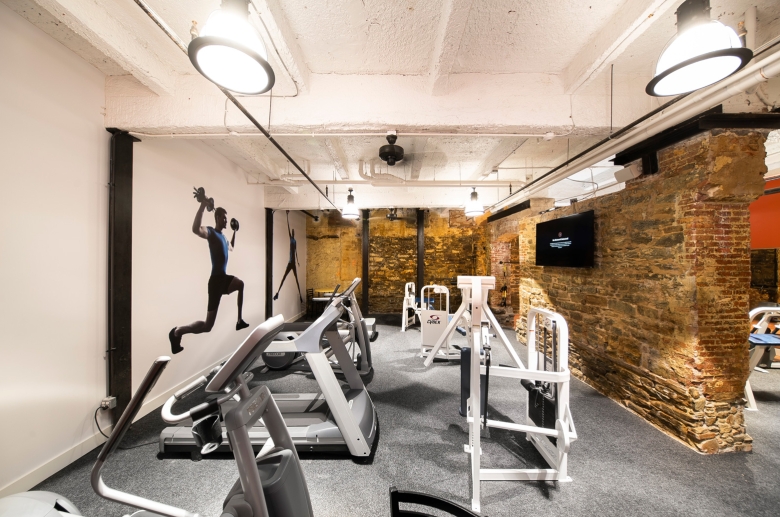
<box><xmin>101</xmin><ymin>396</ymin><xmax>117</xmax><ymax>410</ymax></box>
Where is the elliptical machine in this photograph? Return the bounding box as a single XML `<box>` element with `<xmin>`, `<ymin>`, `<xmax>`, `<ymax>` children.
<box><xmin>0</xmin><ymin>315</ymin><xmax>313</xmax><ymax>517</ymax></box>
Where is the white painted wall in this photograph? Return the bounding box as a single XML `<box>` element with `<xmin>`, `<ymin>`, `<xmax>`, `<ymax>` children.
<box><xmin>0</xmin><ymin>5</ymin><xmax>268</xmax><ymax>496</ymax></box>
<box><xmin>132</xmin><ymin>140</ymin><xmax>265</xmax><ymax>397</ymax></box>
<box><xmin>271</xmin><ymin>210</ymin><xmax>307</xmax><ymax>321</ymax></box>
<box><xmin>0</xmin><ymin>3</ymin><xmax>110</xmax><ymax>495</ymax></box>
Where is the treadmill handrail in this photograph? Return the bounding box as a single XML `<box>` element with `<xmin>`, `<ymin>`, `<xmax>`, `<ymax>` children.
<box><xmin>91</xmin><ymin>357</ymin><xmax>202</xmax><ymax>517</ymax></box>
<box><xmin>340</xmin><ymin>277</ymin><xmax>361</xmax><ymax>298</ymax></box>
<box><xmin>266</xmin><ymin>301</ymin><xmax>344</xmax><ymax>354</ymax></box>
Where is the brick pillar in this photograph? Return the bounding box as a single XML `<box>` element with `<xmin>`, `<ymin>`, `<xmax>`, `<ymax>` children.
<box><xmin>513</xmin><ymin>129</ymin><xmax>768</xmax><ymax>454</ymax></box>
<box><xmin>673</xmin><ymin>129</ymin><xmax>767</xmax><ymax>452</ymax></box>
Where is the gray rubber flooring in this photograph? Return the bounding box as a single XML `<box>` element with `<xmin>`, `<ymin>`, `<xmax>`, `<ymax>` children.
<box><xmin>34</xmin><ymin>324</ymin><xmax>780</xmax><ymax>516</ymax></box>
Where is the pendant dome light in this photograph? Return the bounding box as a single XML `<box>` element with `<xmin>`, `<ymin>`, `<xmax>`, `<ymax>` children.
<box><xmin>189</xmin><ymin>0</ymin><xmax>275</xmax><ymax>95</ymax></box>
<box><xmin>464</xmin><ymin>188</ymin><xmax>484</xmax><ymax>217</ymax></box>
<box><xmin>342</xmin><ymin>188</ymin><xmax>360</xmax><ymax>220</ymax></box>
<box><xmin>646</xmin><ymin>0</ymin><xmax>752</xmax><ymax>97</ymax></box>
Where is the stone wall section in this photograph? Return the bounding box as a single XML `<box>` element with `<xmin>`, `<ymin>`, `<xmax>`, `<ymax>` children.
<box><xmin>485</xmin><ymin>198</ymin><xmax>554</xmax><ymax>328</ymax></box>
<box><xmin>368</xmin><ymin>209</ymin><xmax>417</xmax><ymax>313</ymax></box>
<box><xmin>514</xmin><ymin>130</ymin><xmax>766</xmax><ymax>453</ymax></box>
<box><xmin>749</xmin><ymin>248</ymin><xmax>778</xmax><ymax>307</ymax></box>
<box><xmin>306</xmin><ymin>208</ymin><xmax>486</xmax><ymax>314</ymax></box>
<box><xmin>306</xmin><ymin>211</ymin><xmax>362</xmax><ymax>301</ymax></box>
<box><xmin>424</xmin><ymin>209</ymin><xmax>487</xmax><ymax>310</ymax></box>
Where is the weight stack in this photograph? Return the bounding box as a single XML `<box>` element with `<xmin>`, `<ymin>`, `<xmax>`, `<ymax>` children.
<box><xmin>459</xmin><ymin>347</ymin><xmax>487</xmax><ymax>418</ymax></box>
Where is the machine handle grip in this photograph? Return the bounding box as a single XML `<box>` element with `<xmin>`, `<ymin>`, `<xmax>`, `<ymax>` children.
<box><xmin>91</xmin><ymin>356</ymin><xmax>201</xmax><ymax>517</ymax></box>
<box><xmin>174</xmin><ymin>376</ymin><xmax>208</xmax><ymax>400</ymax></box>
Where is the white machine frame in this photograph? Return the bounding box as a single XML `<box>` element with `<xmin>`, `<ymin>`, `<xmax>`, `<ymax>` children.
<box><xmin>745</xmin><ymin>307</ymin><xmax>780</xmax><ymax>410</ymax></box>
<box><xmin>424</xmin><ymin>276</ymin><xmax>577</xmax><ymax>512</ymax></box>
<box><xmin>401</xmin><ymin>281</ymin><xmax>418</xmax><ymax>332</ymax></box>
<box><xmin>420</xmin><ymin>284</ymin><xmax>461</xmax><ymax>360</ymax></box>
<box><xmin>423</xmin><ymin>278</ymin><xmax>523</xmax><ymax>370</ymax></box>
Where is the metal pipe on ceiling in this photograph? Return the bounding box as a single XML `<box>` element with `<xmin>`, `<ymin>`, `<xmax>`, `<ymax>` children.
<box><xmin>263</xmin><ymin>179</ymin><xmax>520</xmax><ymax>187</ymax></box>
<box><xmin>127</xmin><ymin>131</ymin><xmax>570</xmax><ymax>139</ymax></box>
<box><xmin>131</xmin><ymin>0</ymin><xmax>337</xmax><ymax>209</ymax></box>
<box><xmin>489</xmin><ymin>44</ymin><xmax>780</xmax><ymax>212</ymax></box>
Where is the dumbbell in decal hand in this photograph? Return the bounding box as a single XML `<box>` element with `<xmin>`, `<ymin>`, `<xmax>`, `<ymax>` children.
<box><xmin>230</xmin><ymin>218</ymin><xmax>240</xmax><ymax>231</ymax></box>
<box><xmin>192</xmin><ymin>186</ymin><xmax>215</xmax><ymax>212</ymax></box>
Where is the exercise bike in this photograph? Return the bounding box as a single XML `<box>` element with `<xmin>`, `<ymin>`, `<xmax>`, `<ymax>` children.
<box><xmin>0</xmin><ymin>316</ymin><xmax>313</xmax><ymax>517</ymax></box>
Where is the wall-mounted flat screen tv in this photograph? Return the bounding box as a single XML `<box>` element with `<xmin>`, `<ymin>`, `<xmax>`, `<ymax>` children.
<box><xmin>535</xmin><ymin>210</ymin><xmax>595</xmax><ymax>268</ymax></box>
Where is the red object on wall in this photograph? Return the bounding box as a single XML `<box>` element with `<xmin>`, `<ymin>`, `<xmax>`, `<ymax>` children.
<box><xmin>750</xmin><ymin>178</ymin><xmax>780</xmax><ymax>249</ymax></box>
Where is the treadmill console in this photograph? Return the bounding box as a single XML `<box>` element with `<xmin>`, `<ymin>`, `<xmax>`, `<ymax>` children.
<box><xmin>341</xmin><ymin>278</ymin><xmax>361</xmax><ymax>298</ymax></box>
<box><xmin>206</xmin><ymin>315</ymin><xmax>285</xmax><ymax>393</ymax></box>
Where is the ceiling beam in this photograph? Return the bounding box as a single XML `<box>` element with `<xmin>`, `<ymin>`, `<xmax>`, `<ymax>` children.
<box><xmin>264</xmin><ymin>184</ymin><xmax>508</xmax><ymax>210</ymax></box>
<box><xmin>249</xmin><ymin>0</ymin><xmax>310</xmax><ymax>93</ymax></box>
<box><xmin>472</xmin><ymin>137</ymin><xmax>527</xmax><ymax>180</ymax></box>
<box><xmin>428</xmin><ymin>0</ymin><xmax>474</xmax><ymax>96</ymax></box>
<box><xmin>323</xmin><ymin>138</ymin><xmax>351</xmax><ymax>180</ymax></box>
<box><xmin>561</xmin><ymin>0</ymin><xmax>678</xmax><ymax>95</ymax></box>
<box><xmin>5</xmin><ymin>0</ymin><xmax>178</xmax><ymax>96</ymax></box>
<box><xmin>108</xmin><ymin>72</ymin><xmax>639</xmax><ymax>135</ymax></box>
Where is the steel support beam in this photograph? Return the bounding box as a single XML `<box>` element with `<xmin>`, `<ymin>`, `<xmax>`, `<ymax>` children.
<box><xmin>265</xmin><ymin>208</ymin><xmax>274</xmax><ymax>319</ymax></box>
<box><xmin>362</xmin><ymin>209</ymin><xmax>370</xmax><ymax>313</ymax></box>
<box><xmin>417</xmin><ymin>209</ymin><xmax>425</xmax><ymax>299</ymax></box>
<box><xmin>107</xmin><ymin>129</ymin><xmax>138</xmax><ymax>423</ymax></box>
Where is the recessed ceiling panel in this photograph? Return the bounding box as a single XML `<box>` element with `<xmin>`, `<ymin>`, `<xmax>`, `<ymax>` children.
<box><xmin>452</xmin><ymin>0</ymin><xmax>628</xmax><ymax>74</ymax></box>
<box><xmin>276</xmin><ymin>0</ymin><xmax>444</xmax><ymax>74</ymax></box>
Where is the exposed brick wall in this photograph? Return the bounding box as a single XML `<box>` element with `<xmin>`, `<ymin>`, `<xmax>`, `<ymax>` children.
<box><xmin>749</xmin><ymin>249</ymin><xmax>779</xmax><ymax>308</ymax></box>
<box><xmin>424</xmin><ymin>209</ymin><xmax>488</xmax><ymax>310</ymax></box>
<box><xmin>368</xmin><ymin>209</ymin><xmax>417</xmax><ymax>314</ymax></box>
<box><xmin>513</xmin><ymin>130</ymin><xmax>767</xmax><ymax>453</ymax></box>
<box><xmin>306</xmin><ymin>211</ymin><xmax>362</xmax><ymax>301</ymax></box>
<box><xmin>306</xmin><ymin>208</ymin><xmax>487</xmax><ymax>315</ymax></box>
<box><xmin>486</xmin><ymin>199</ymin><xmax>554</xmax><ymax>328</ymax></box>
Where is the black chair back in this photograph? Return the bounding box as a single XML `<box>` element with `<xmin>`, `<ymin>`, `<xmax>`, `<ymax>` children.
<box><xmin>389</xmin><ymin>487</ymin><xmax>480</xmax><ymax>517</ymax></box>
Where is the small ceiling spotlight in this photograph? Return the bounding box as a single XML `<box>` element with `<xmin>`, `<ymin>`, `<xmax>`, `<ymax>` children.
<box><xmin>342</xmin><ymin>188</ymin><xmax>359</xmax><ymax>220</ymax></box>
<box><xmin>646</xmin><ymin>0</ymin><xmax>752</xmax><ymax>97</ymax></box>
<box><xmin>189</xmin><ymin>0</ymin><xmax>275</xmax><ymax>95</ymax></box>
<box><xmin>386</xmin><ymin>208</ymin><xmax>399</xmax><ymax>221</ymax></box>
<box><xmin>464</xmin><ymin>188</ymin><xmax>484</xmax><ymax>217</ymax></box>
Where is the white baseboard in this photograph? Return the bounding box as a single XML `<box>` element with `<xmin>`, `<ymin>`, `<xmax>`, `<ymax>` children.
<box><xmin>285</xmin><ymin>310</ymin><xmax>305</xmax><ymax>323</ymax></box>
<box><xmin>0</xmin><ymin>355</ymin><xmax>230</xmax><ymax>498</ymax></box>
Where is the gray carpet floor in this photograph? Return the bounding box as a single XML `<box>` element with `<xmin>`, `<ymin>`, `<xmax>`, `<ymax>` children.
<box><xmin>34</xmin><ymin>324</ymin><xmax>780</xmax><ymax>517</ymax></box>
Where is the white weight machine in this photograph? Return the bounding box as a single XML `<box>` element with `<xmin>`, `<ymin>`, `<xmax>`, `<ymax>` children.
<box><xmin>420</xmin><ymin>284</ymin><xmax>462</xmax><ymax>360</ymax></box>
<box><xmin>745</xmin><ymin>306</ymin><xmax>780</xmax><ymax>411</ymax></box>
<box><xmin>424</xmin><ymin>276</ymin><xmax>577</xmax><ymax>513</ymax></box>
<box><xmin>401</xmin><ymin>282</ymin><xmax>418</xmax><ymax>332</ymax></box>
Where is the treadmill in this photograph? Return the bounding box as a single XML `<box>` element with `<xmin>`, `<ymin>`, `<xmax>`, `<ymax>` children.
<box><xmin>264</xmin><ymin>278</ymin><xmax>376</xmax><ymax>376</ymax></box>
<box><xmin>159</xmin><ymin>287</ymin><xmax>378</xmax><ymax>458</ymax></box>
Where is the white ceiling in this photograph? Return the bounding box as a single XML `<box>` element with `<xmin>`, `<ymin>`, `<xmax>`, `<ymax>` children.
<box><xmin>453</xmin><ymin>0</ymin><xmax>630</xmax><ymax>74</ymax></box>
<box><xmin>5</xmin><ymin>0</ymin><xmax>780</xmax><ymax>209</ymax></box>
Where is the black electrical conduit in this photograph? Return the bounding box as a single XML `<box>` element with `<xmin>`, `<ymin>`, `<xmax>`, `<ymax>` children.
<box><xmin>132</xmin><ymin>0</ymin><xmax>337</xmax><ymax>210</ymax></box>
<box><xmin>134</xmin><ymin>0</ymin><xmax>780</xmax><ymax>215</ymax></box>
<box><xmin>490</xmin><ymin>37</ymin><xmax>780</xmax><ymax>213</ymax></box>
<box><xmin>489</xmin><ymin>91</ymin><xmax>692</xmax><ymax>212</ymax></box>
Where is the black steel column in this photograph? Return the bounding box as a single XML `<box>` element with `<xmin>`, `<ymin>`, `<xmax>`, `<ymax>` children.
<box><xmin>416</xmin><ymin>209</ymin><xmax>425</xmax><ymax>298</ymax></box>
<box><xmin>107</xmin><ymin>129</ymin><xmax>138</xmax><ymax>423</ymax></box>
<box><xmin>362</xmin><ymin>209</ymin><xmax>369</xmax><ymax>312</ymax></box>
<box><xmin>265</xmin><ymin>208</ymin><xmax>274</xmax><ymax>319</ymax></box>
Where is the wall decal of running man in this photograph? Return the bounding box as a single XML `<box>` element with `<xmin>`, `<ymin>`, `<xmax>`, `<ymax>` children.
<box><xmin>273</xmin><ymin>210</ymin><xmax>303</xmax><ymax>304</ymax></box>
<box><xmin>168</xmin><ymin>187</ymin><xmax>249</xmax><ymax>355</ymax></box>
